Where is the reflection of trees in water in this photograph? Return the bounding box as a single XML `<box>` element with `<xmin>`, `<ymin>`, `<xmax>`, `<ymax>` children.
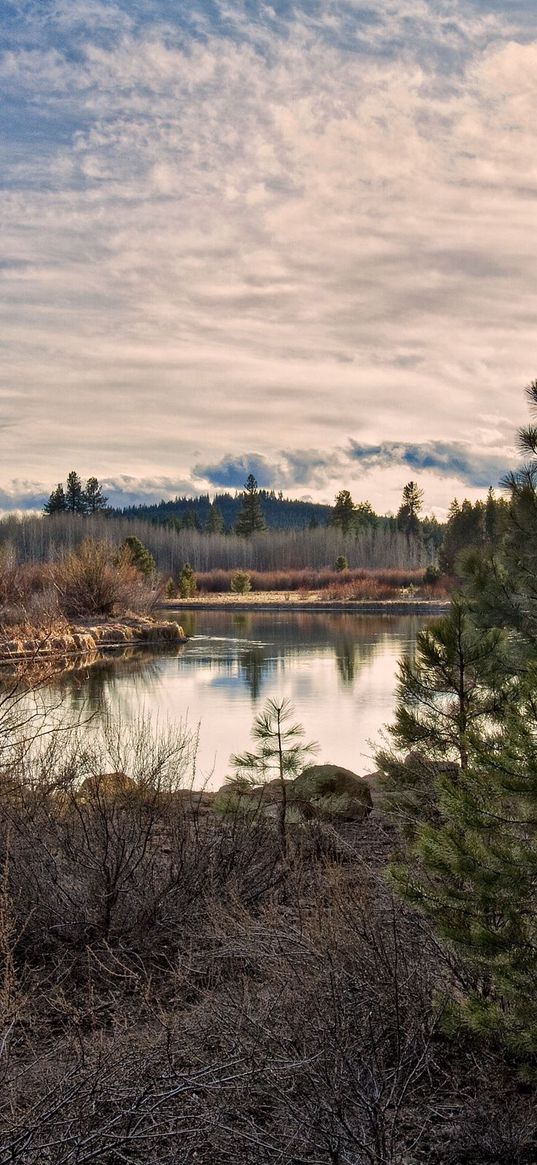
<box><xmin>46</xmin><ymin>646</ymin><xmax>185</xmax><ymax>716</ymax></box>
<box><xmin>334</xmin><ymin>632</ymin><xmax>386</xmax><ymax>688</ymax></box>
<box><xmin>17</xmin><ymin>614</ymin><xmax>430</xmax><ymax>724</ymax></box>
<box><xmin>172</xmin><ymin>643</ymin><xmax>276</xmax><ymax>701</ymax></box>
<box><xmin>182</xmin><ymin>611</ymin><xmax>427</xmax><ymax>693</ymax></box>
<box><xmin>335</xmin><ymin>637</ymin><xmax>357</xmax><ymax>687</ymax></box>
<box><xmin>232</xmin><ymin>614</ymin><xmax>252</xmax><ymax>635</ymax></box>
<box><xmin>188</xmin><ymin>610</ymin><xmax>424</xmax><ymax>653</ymax></box>
<box><xmin>238</xmin><ymin>647</ymin><xmax>277</xmax><ymax>701</ymax></box>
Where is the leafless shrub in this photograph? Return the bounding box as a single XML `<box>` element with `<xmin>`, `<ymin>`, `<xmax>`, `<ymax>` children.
<box><xmin>53</xmin><ymin>538</ymin><xmax>158</xmax><ymax>617</ymax></box>
<box><xmin>0</xmin><ymin>708</ymin><xmax>534</xmax><ymax>1162</ymax></box>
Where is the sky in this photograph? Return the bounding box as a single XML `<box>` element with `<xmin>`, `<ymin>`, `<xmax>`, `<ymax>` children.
<box><xmin>2</xmin><ymin>0</ymin><xmax>537</xmax><ymax>516</ymax></box>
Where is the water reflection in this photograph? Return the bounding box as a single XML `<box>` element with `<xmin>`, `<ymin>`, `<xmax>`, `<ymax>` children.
<box><xmin>13</xmin><ymin>612</ymin><xmax>430</xmax><ymax>786</ymax></box>
<box><xmin>51</xmin><ymin>645</ymin><xmax>187</xmax><ymax>716</ymax></box>
<box><xmin>239</xmin><ymin>647</ymin><xmax>276</xmax><ymax>700</ymax></box>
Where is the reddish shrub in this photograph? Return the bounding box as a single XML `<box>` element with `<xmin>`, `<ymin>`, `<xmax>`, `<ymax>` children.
<box><xmin>194</xmin><ymin>567</ymin><xmax>448</xmax><ymax>597</ymax></box>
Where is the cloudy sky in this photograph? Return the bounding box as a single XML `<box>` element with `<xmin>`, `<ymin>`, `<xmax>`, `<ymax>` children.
<box><xmin>2</xmin><ymin>0</ymin><xmax>537</xmax><ymax>514</ymax></box>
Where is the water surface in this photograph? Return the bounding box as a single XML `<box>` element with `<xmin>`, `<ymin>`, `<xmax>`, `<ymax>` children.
<box><xmin>48</xmin><ymin>611</ymin><xmax>427</xmax><ymax>787</ymax></box>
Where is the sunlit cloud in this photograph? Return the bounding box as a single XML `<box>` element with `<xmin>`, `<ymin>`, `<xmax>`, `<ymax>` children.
<box><xmin>1</xmin><ymin>1</ymin><xmax>536</xmax><ymax>512</ymax></box>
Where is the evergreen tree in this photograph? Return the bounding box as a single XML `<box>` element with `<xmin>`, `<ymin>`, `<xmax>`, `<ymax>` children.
<box><xmin>206</xmin><ymin>501</ymin><xmax>225</xmax><ymax>534</ymax></box>
<box><xmin>421</xmin><ymin>514</ymin><xmax>444</xmax><ymax>559</ymax></box>
<box><xmin>230</xmin><ymin>697</ymin><xmax>318</xmax><ymax>856</ymax></box>
<box><xmin>439</xmin><ymin>498</ymin><xmax>486</xmax><ymax>574</ymax></box>
<box><xmin>384</xmin><ymin>381</ymin><xmax>537</xmax><ymax>1055</ymax></box>
<box><xmin>331</xmin><ymin>490</ymin><xmax>356</xmax><ymax>535</ymax></box>
<box><xmin>397</xmin><ymin>481</ymin><xmax>424</xmax><ymax>536</ymax></box>
<box><xmin>84</xmin><ymin>476</ymin><xmax>108</xmax><ymax>514</ymax></box>
<box><xmin>43</xmin><ymin>483</ymin><xmax>67</xmax><ymax>515</ymax></box>
<box><xmin>354</xmin><ymin>500</ymin><xmax>377</xmax><ymax>530</ymax></box>
<box><xmin>179</xmin><ymin>562</ymin><xmax>197</xmax><ymax>598</ymax></box>
<box><xmin>65</xmin><ymin>470</ymin><xmax>86</xmax><ymax>514</ymax></box>
<box><xmin>230</xmin><ymin>571</ymin><xmax>252</xmax><ymax>594</ymax></box>
<box><xmin>235</xmin><ymin>475</ymin><xmax>266</xmax><ymax>537</ymax></box>
<box><xmin>484</xmin><ymin>486</ymin><xmax>496</xmax><ymax>545</ymax></box>
<box><xmin>120</xmin><ymin>536</ymin><xmax>155</xmax><ymax>578</ymax></box>
<box><xmin>397</xmin><ymin>695</ymin><xmax>537</xmax><ymax>1054</ymax></box>
<box><xmin>377</xmin><ymin>599</ymin><xmax>510</xmax><ymax>829</ymax></box>
<box><xmin>181</xmin><ymin>509</ymin><xmax>202</xmax><ymax>532</ymax></box>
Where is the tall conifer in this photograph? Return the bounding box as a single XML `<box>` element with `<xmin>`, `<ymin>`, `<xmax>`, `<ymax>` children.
<box><xmin>384</xmin><ymin>381</ymin><xmax>537</xmax><ymax>1054</ymax></box>
<box><xmin>235</xmin><ymin>475</ymin><xmax>266</xmax><ymax>537</ymax></box>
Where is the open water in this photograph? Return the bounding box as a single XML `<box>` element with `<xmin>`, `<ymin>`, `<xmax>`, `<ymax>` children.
<box><xmin>43</xmin><ymin>610</ymin><xmax>429</xmax><ymax>787</ymax></box>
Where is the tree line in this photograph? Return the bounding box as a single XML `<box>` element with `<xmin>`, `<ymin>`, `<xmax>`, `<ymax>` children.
<box><xmin>44</xmin><ymin>471</ymin><xmax>109</xmax><ymax>515</ymax></box>
<box><xmin>44</xmin><ymin>471</ymin><xmax>444</xmax><ymax>552</ymax></box>
<box><xmin>42</xmin><ymin>468</ymin><xmax>512</xmax><ymax>579</ymax></box>
<box><xmin>1</xmin><ymin>512</ymin><xmax>428</xmax><ymax>573</ymax></box>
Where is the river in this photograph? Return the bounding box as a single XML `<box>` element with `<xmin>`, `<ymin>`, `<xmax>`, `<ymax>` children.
<box><xmin>42</xmin><ymin>610</ymin><xmax>429</xmax><ymax>788</ymax></box>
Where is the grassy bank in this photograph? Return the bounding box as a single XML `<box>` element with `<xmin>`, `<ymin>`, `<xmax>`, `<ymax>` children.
<box><xmin>166</xmin><ymin>594</ymin><xmax>450</xmax><ymax>615</ymax></box>
<box><xmin>0</xmin><ymin>614</ymin><xmax>186</xmax><ymax>663</ymax></box>
<box><xmin>183</xmin><ymin>565</ymin><xmax>450</xmax><ymax>598</ymax></box>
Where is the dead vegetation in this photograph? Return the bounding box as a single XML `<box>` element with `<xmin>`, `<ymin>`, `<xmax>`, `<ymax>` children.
<box><xmin>0</xmin><ymin>710</ymin><xmax>535</xmax><ymax>1163</ymax></box>
<box><xmin>0</xmin><ymin>614</ymin><xmax>185</xmax><ymax>664</ymax></box>
<box><xmin>0</xmin><ymin>541</ymin><xmax>184</xmax><ymax>665</ymax></box>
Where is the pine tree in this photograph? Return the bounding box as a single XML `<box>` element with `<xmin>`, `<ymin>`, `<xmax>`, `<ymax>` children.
<box><xmin>354</xmin><ymin>501</ymin><xmax>377</xmax><ymax>530</ymax></box>
<box><xmin>181</xmin><ymin>509</ymin><xmax>202</xmax><ymax>532</ymax></box>
<box><xmin>439</xmin><ymin>499</ymin><xmax>485</xmax><ymax>574</ymax></box>
<box><xmin>397</xmin><ymin>695</ymin><xmax>537</xmax><ymax>1053</ymax></box>
<box><xmin>65</xmin><ymin>470</ymin><xmax>86</xmax><ymax>514</ymax></box>
<box><xmin>377</xmin><ymin>598</ymin><xmax>510</xmax><ymax>829</ymax></box>
<box><xmin>331</xmin><ymin>490</ymin><xmax>356</xmax><ymax>535</ymax></box>
<box><xmin>120</xmin><ymin>536</ymin><xmax>155</xmax><ymax>578</ymax></box>
<box><xmin>84</xmin><ymin>476</ymin><xmax>108</xmax><ymax>514</ymax></box>
<box><xmin>484</xmin><ymin>486</ymin><xmax>496</xmax><ymax>545</ymax></box>
<box><xmin>179</xmin><ymin>562</ymin><xmax>197</xmax><ymax>597</ymax></box>
<box><xmin>397</xmin><ymin>481</ymin><xmax>424</xmax><ymax>537</ymax></box>
<box><xmin>230</xmin><ymin>697</ymin><xmax>318</xmax><ymax>856</ymax></box>
<box><xmin>385</xmin><ymin>381</ymin><xmax>537</xmax><ymax>1055</ymax></box>
<box><xmin>43</xmin><ymin>483</ymin><xmax>67</xmax><ymax>515</ymax></box>
<box><xmin>235</xmin><ymin>475</ymin><xmax>266</xmax><ymax>537</ymax></box>
<box><xmin>206</xmin><ymin>501</ymin><xmax>225</xmax><ymax>534</ymax></box>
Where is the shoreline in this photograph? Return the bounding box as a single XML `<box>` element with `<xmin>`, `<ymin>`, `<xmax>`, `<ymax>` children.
<box><xmin>0</xmin><ymin>615</ymin><xmax>186</xmax><ymax>666</ymax></box>
<box><xmin>163</xmin><ymin>596</ymin><xmax>450</xmax><ymax>615</ymax></box>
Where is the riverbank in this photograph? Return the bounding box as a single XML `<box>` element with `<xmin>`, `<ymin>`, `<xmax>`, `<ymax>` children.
<box><xmin>0</xmin><ymin>614</ymin><xmax>186</xmax><ymax>664</ymax></box>
<box><xmin>163</xmin><ymin>593</ymin><xmax>450</xmax><ymax>615</ymax></box>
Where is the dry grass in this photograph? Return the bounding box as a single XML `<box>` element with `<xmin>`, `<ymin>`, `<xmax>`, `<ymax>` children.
<box><xmin>191</xmin><ymin>566</ymin><xmax>451</xmax><ymax>600</ymax></box>
<box><xmin>0</xmin><ymin>541</ymin><xmax>163</xmax><ymax>638</ymax></box>
<box><xmin>0</xmin><ymin>707</ymin><xmax>533</xmax><ymax>1163</ymax></box>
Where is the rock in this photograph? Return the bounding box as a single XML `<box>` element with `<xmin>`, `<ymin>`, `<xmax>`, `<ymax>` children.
<box><xmin>291</xmin><ymin>764</ymin><xmax>373</xmax><ymax>821</ymax></box>
<box><xmin>360</xmin><ymin>769</ymin><xmax>385</xmax><ymax>805</ymax></box>
<box><xmin>78</xmin><ymin>772</ymin><xmax>137</xmax><ymax>801</ymax></box>
<box><xmin>256</xmin><ymin>777</ymin><xmax>293</xmax><ymax>803</ymax></box>
<box><xmin>403</xmin><ymin>750</ymin><xmax>459</xmax><ymax>778</ymax></box>
<box><xmin>213</xmin><ymin>783</ymin><xmax>263</xmax><ymax>815</ymax></box>
<box><xmin>172</xmin><ymin>789</ymin><xmax>215</xmax><ymax>815</ymax></box>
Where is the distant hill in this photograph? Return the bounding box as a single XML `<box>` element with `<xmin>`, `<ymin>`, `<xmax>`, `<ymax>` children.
<box><xmin>119</xmin><ymin>490</ymin><xmax>333</xmax><ymax>531</ymax></box>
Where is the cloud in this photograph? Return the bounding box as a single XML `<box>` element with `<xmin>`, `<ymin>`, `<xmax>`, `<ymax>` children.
<box><xmin>193</xmin><ymin>448</ymin><xmax>340</xmax><ymax>491</ymax></box>
<box><xmin>192</xmin><ymin>454</ymin><xmax>276</xmax><ymax>490</ymax></box>
<box><xmin>0</xmin><ymin>482</ymin><xmax>49</xmax><ymax>512</ymax></box>
<box><xmin>0</xmin><ymin>0</ymin><xmax>536</xmax><ymax>509</ymax></box>
<box><xmin>348</xmin><ymin>440</ymin><xmax>511</xmax><ymax>487</ymax></box>
<box><xmin>194</xmin><ymin>437</ymin><xmax>514</xmax><ymax>497</ymax></box>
